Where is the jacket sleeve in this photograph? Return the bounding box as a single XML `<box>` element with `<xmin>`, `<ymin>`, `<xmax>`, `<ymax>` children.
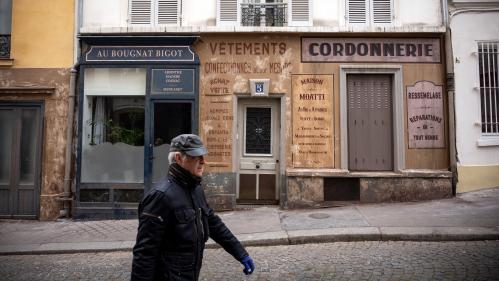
<box><xmin>131</xmin><ymin>191</ymin><xmax>168</xmax><ymax>281</ymax></box>
<box><xmin>205</xmin><ymin>206</ymin><xmax>248</xmax><ymax>261</ymax></box>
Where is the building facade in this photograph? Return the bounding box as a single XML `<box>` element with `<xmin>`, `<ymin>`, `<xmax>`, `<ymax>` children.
<box><xmin>448</xmin><ymin>0</ymin><xmax>499</xmax><ymax>193</ymax></box>
<box><xmin>75</xmin><ymin>0</ymin><xmax>452</xmax><ymax>218</ymax></box>
<box><xmin>0</xmin><ymin>0</ymin><xmax>75</xmax><ymax>219</ymax></box>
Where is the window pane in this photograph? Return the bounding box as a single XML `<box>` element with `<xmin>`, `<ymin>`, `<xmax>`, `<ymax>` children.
<box><xmin>80</xmin><ymin>189</ymin><xmax>110</xmax><ymax>202</ymax></box>
<box><xmin>81</xmin><ymin>97</ymin><xmax>145</xmax><ymax>183</ymax></box>
<box><xmin>19</xmin><ymin>109</ymin><xmax>38</xmax><ymax>184</ymax></box>
<box><xmin>0</xmin><ymin>0</ymin><xmax>12</xmax><ymax>34</ymax></box>
<box><xmin>0</xmin><ymin>109</ymin><xmax>14</xmax><ymax>184</ymax></box>
<box><xmin>84</xmin><ymin>68</ymin><xmax>146</xmax><ymax>96</ymax></box>
<box><xmin>114</xmin><ymin>189</ymin><xmax>142</xmax><ymax>202</ymax></box>
<box><xmin>245</xmin><ymin>107</ymin><xmax>271</xmax><ymax>154</ymax></box>
<box><xmin>478</xmin><ymin>42</ymin><xmax>499</xmax><ymax>134</ymax></box>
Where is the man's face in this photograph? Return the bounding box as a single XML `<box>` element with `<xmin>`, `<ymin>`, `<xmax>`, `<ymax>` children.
<box><xmin>176</xmin><ymin>153</ymin><xmax>205</xmax><ymax>177</ymax></box>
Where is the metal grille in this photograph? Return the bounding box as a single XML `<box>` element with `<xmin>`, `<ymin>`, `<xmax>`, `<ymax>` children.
<box><xmin>241</xmin><ymin>2</ymin><xmax>287</xmax><ymax>27</ymax></box>
<box><xmin>0</xmin><ymin>35</ymin><xmax>10</xmax><ymax>58</ymax></box>
<box><xmin>245</xmin><ymin>107</ymin><xmax>272</xmax><ymax>154</ymax></box>
<box><xmin>478</xmin><ymin>42</ymin><xmax>499</xmax><ymax>135</ymax></box>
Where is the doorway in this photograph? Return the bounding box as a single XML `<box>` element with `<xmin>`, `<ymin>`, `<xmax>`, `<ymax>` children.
<box><xmin>0</xmin><ymin>104</ymin><xmax>43</xmax><ymax>219</ymax></box>
<box><xmin>150</xmin><ymin>101</ymin><xmax>193</xmax><ymax>184</ymax></box>
<box><xmin>237</xmin><ymin>98</ymin><xmax>280</xmax><ymax>204</ymax></box>
<box><xmin>347</xmin><ymin>74</ymin><xmax>393</xmax><ymax>171</ymax></box>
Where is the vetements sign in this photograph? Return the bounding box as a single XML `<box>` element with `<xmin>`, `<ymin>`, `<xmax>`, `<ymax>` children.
<box><xmin>292</xmin><ymin>74</ymin><xmax>334</xmax><ymax>168</ymax></box>
<box><xmin>302</xmin><ymin>38</ymin><xmax>441</xmax><ymax>63</ymax></box>
<box><xmin>407</xmin><ymin>81</ymin><xmax>445</xmax><ymax>148</ymax></box>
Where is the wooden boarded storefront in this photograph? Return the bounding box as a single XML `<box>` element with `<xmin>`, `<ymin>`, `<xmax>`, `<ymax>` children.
<box><xmin>195</xmin><ymin>34</ymin><xmax>452</xmax><ymax>210</ymax></box>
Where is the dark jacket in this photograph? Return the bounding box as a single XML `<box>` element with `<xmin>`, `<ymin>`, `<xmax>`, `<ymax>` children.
<box><xmin>131</xmin><ymin>175</ymin><xmax>248</xmax><ymax>281</ymax></box>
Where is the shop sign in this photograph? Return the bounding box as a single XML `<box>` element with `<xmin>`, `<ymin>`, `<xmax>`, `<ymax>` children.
<box><xmin>292</xmin><ymin>74</ymin><xmax>334</xmax><ymax>168</ymax></box>
<box><xmin>407</xmin><ymin>81</ymin><xmax>445</xmax><ymax>148</ymax></box>
<box><xmin>151</xmin><ymin>69</ymin><xmax>194</xmax><ymax>94</ymax></box>
<box><xmin>84</xmin><ymin>46</ymin><xmax>195</xmax><ymax>62</ymax></box>
<box><xmin>302</xmin><ymin>38</ymin><xmax>441</xmax><ymax>63</ymax></box>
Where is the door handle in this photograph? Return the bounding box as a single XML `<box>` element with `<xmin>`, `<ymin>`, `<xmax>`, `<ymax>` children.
<box><xmin>255</xmin><ymin>163</ymin><xmax>261</xmax><ymax>169</ymax></box>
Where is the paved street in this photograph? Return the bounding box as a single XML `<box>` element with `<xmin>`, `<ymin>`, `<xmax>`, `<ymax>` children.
<box><xmin>1</xmin><ymin>241</ymin><xmax>498</xmax><ymax>281</ymax></box>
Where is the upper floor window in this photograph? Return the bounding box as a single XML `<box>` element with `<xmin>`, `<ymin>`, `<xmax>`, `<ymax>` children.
<box><xmin>218</xmin><ymin>0</ymin><xmax>311</xmax><ymax>27</ymax></box>
<box><xmin>347</xmin><ymin>0</ymin><xmax>392</xmax><ymax>25</ymax></box>
<box><xmin>129</xmin><ymin>0</ymin><xmax>180</xmax><ymax>25</ymax></box>
<box><xmin>0</xmin><ymin>0</ymin><xmax>12</xmax><ymax>59</ymax></box>
<box><xmin>478</xmin><ymin>42</ymin><xmax>499</xmax><ymax>135</ymax></box>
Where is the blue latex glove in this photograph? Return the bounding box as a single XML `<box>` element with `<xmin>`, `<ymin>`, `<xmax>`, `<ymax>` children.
<box><xmin>240</xmin><ymin>255</ymin><xmax>255</xmax><ymax>275</ymax></box>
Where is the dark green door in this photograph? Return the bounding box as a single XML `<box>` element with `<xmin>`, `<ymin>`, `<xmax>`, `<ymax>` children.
<box><xmin>0</xmin><ymin>105</ymin><xmax>42</xmax><ymax>219</ymax></box>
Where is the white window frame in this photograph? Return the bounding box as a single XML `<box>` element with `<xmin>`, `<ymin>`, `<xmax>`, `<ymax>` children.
<box><xmin>217</xmin><ymin>0</ymin><xmax>312</xmax><ymax>27</ymax></box>
<box><xmin>129</xmin><ymin>0</ymin><xmax>180</xmax><ymax>26</ymax></box>
<box><xmin>346</xmin><ymin>0</ymin><xmax>393</xmax><ymax>26</ymax></box>
<box><xmin>477</xmin><ymin>41</ymin><xmax>499</xmax><ymax>146</ymax></box>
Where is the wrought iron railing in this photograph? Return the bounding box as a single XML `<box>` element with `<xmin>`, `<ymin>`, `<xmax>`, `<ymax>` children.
<box><xmin>241</xmin><ymin>2</ymin><xmax>287</xmax><ymax>27</ymax></box>
<box><xmin>0</xmin><ymin>35</ymin><xmax>11</xmax><ymax>59</ymax></box>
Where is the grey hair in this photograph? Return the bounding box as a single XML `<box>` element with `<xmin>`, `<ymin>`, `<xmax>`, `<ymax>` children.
<box><xmin>168</xmin><ymin>151</ymin><xmax>186</xmax><ymax>164</ymax></box>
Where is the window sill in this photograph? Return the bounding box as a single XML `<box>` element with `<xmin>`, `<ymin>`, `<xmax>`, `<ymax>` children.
<box><xmin>477</xmin><ymin>137</ymin><xmax>499</xmax><ymax>147</ymax></box>
<box><xmin>0</xmin><ymin>58</ymin><xmax>14</xmax><ymax>66</ymax></box>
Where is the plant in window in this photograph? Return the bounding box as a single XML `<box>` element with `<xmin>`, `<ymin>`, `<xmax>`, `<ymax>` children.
<box><xmin>105</xmin><ymin>110</ymin><xmax>144</xmax><ymax>146</ymax></box>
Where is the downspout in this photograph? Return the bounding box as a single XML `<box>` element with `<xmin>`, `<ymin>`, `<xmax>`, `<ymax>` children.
<box><xmin>59</xmin><ymin>66</ymin><xmax>78</xmax><ymax>218</ymax></box>
<box><xmin>59</xmin><ymin>0</ymin><xmax>81</xmax><ymax>218</ymax></box>
<box><xmin>443</xmin><ymin>0</ymin><xmax>458</xmax><ymax>195</ymax></box>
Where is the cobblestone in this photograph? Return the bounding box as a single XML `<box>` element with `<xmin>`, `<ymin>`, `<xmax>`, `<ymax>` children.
<box><xmin>0</xmin><ymin>241</ymin><xmax>498</xmax><ymax>281</ymax></box>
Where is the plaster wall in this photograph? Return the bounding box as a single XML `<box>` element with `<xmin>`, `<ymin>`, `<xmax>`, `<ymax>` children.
<box><xmin>82</xmin><ymin>0</ymin><xmax>128</xmax><ymax>27</ymax></box>
<box><xmin>80</xmin><ymin>0</ymin><xmax>443</xmax><ymax>29</ymax></box>
<box><xmin>0</xmin><ymin>69</ymin><xmax>71</xmax><ymax>220</ymax></box>
<box><xmin>451</xmin><ymin>12</ymin><xmax>499</xmax><ymax>166</ymax></box>
<box><xmin>10</xmin><ymin>0</ymin><xmax>74</xmax><ymax>68</ymax></box>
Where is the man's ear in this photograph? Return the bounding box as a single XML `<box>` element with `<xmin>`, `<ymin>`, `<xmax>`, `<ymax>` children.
<box><xmin>174</xmin><ymin>152</ymin><xmax>183</xmax><ymax>163</ymax></box>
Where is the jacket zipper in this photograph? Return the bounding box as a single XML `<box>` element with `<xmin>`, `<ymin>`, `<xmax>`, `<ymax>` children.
<box><xmin>141</xmin><ymin>212</ymin><xmax>163</xmax><ymax>222</ymax></box>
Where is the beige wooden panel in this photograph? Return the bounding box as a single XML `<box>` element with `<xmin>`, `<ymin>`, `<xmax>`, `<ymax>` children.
<box><xmin>291</xmin><ymin>74</ymin><xmax>334</xmax><ymax>168</ymax></box>
<box><xmin>403</xmin><ymin>65</ymin><xmax>449</xmax><ymax>169</ymax></box>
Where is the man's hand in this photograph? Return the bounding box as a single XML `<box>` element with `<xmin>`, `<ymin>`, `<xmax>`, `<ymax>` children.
<box><xmin>240</xmin><ymin>255</ymin><xmax>255</xmax><ymax>275</ymax></box>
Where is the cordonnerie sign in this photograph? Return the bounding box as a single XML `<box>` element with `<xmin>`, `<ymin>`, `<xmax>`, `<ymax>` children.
<box><xmin>301</xmin><ymin>38</ymin><xmax>441</xmax><ymax>63</ymax></box>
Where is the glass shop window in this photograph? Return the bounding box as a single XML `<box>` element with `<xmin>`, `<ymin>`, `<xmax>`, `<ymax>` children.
<box><xmin>81</xmin><ymin>68</ymin><xmax>146</xmax><ymax>183</ymax></box>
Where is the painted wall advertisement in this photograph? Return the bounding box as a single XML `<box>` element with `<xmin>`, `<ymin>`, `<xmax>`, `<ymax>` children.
<box><xmin>407</xmin><ymin>81</ymin><xmax>445</xmax><ymax>148</ymax></box>
<box><xmin>292</xmin><ymin>74</ymin><xmax>334</xmax><ymax>168</ymax></box>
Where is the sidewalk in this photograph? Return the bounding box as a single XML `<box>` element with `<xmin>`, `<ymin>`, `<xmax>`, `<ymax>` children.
<box><xmin>1</xmin><ymin>187</ymin><xmax>498</xmax><ymax>255</ymax></box>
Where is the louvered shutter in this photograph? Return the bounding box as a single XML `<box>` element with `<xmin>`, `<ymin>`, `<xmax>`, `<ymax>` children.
<box><xmin>347</xmin><ymin>0</ymin><xmax>367</xmax><ymax>24</ymax></box>
<box><xmin>289</xmin><ymin>0</ymin><xmax>311</xmax><ymax>26</ymax></box>
<box><xmin>157</xmin><ymin>0</ymin><xmax>179</xmax><ymax>25</ymax></box>
<box><xmin>372</xmin><ymin>0</ymin><xmax>391</xmax><ymax>24</ymax></box>
<box><xmin>130</xmin><ymin>0</ymin><xmax>152</xmax><ymax>24</ymax></box>
<box><xmin>217</xmin><ymin>0</ymin><xmax>238</xmax><ymax>26</ymax></box>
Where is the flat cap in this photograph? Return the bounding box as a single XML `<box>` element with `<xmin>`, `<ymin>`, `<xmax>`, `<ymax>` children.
<box><xmin>169</xmin><ymin>134</ymin><xmax>208</xmax><ymax>157</ymax></box>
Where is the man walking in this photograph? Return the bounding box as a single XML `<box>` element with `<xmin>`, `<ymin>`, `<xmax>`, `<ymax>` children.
<box><xmin>131</xmin><ymin>134</ymin><xmax>255</xmax><ymax>281</ymax></box>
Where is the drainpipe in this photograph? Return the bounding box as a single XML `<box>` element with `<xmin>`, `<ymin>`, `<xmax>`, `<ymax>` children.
<box><xmin>443</xmin><ymin>0</ymin><xmax>458</xmax><ymax>195</ymax></box>
<box><xmin>58</xmin><ymin>0</ymin><xmax>81</xmax><ymax>218</ymax></box>
<box><xmin>59</xmin><ymin>66</ymin><xmax>78</xmax><ymax>218</ymax></box>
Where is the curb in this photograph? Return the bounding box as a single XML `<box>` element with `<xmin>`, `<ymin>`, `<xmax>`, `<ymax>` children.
<box><xmin>1</xmin><ymin>227</ymin><xmax>498</xmax><ymax>256</ymax></box>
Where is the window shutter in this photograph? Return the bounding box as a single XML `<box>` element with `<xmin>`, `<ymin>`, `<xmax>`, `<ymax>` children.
<box><xmin>289</xmin><ymin>0</ymin><xmax>312</xmax><ymax>26</ymax></box>
<box><xmin>372</xmin><ymin>0</ymin><xmax>391</xmax><ymax>24</ymax></box>
<box><xmin>130</xmin><ymin>0</ymin><xmax>152</xmax><ymax>24</ymax></box>
<box><xmin>347</xmin><ymin>0</ymin><xmax>367</xmax><ymax>24</ymax></box>
<box><xmin>157</xmin><ymin>0</ymin><xmax>179</xmax><ymax>25</ymax></box>
<box><xmin>218</xmin><ymin>0</ymin><xmax>238</xmax><ymax>26</ymax></box>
